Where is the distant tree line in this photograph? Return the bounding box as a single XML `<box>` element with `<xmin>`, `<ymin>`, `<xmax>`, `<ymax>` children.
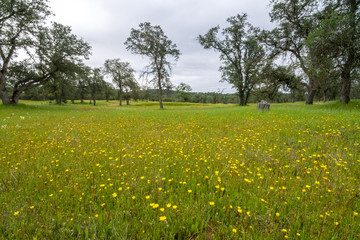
<box><xmin>1</xmin><ymin>0</ymin><xmax>359</xmax><ymax>106</ymax></box>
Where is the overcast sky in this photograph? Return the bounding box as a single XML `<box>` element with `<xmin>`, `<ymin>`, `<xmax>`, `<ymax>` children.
<box><xmin>49</xmin><ymin>0</ymin><xmax>274</xmax><ymax>93</ymax></box>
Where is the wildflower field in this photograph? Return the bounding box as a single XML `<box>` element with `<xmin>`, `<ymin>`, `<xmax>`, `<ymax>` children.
<box><xmin>0</xmin><ymin>101</ymin><xmax>359</xmax><ymax>239</ymax></box>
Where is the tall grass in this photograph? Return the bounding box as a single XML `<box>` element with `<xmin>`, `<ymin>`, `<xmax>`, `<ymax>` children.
<box><xmin>0</xmin><ymin>100</ymin><xmax>359</xmax><ymax>239</ymax></box>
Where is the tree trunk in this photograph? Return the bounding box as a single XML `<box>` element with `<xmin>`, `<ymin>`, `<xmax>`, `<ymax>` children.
<box><xmin>306</xmin><ymin>88</ymin><xmax>316</xmax><ymax>104</ymax></box>
<box><xmin>244</xmin><ymin>90</ymin><xmax>251</xmax><ymax>106</ymax></box>
<box><xmin>1</xmin><ymin>74</ymin><xmax>12</xmax><ymax>104</ymax></box>
<box><xmin>119</xmin><ymin>88</ymin><xmax>122</xmax><ymax>106</ymax></box>
<box><xmin>306</xmin><ymin>77</ymin><xmax>318</xmax><ymax>105</ymax></box>
<box><xmin>126</xmin><ymin>99</ymin><xmax>129</xmax><ymax>105</ymax></box>
<box><xmin>340</xmin><ymin>0</ymin><xmax>357</xmax><ymax>104</ymax></box>
<box><xmin>238</xmin><ymin>89</ymin><xmax>245</xmax><ymax>106</ymax></box>
<box><xmin>81</xmin><ymin>99</ymin><xmax>84</xmax><ymax>103</ymax></box>
<box><xmin>10</xmin><ymin>90</ymin><xmax>21</xmax><ymax>104</ymax></box>
<box><xmin>93</xmin><ymin>97</ymin><xmax>96</xmax><ymax>106</ymax></box>
<box><xmin>0</xmin><ymin>89</ymin><xmax>11</xmax><ymax>104</ymax></box>
<box><xmin>159</xmin><ymin>80</ymin><xmax>163</xmax><ymax>109</ymax></box>
<box><xmin>340</xmin><ymin>57</ymin><xmax>353</xmax><ymax>104</ymax></box>
<box><xmin>340</xmin><ymin>77</ymin><xmax>351</xmax><ymax>104</ymax></box>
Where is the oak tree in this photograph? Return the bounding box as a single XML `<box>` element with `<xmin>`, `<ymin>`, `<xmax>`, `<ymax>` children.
<box><xmin>198</xmin><ymin>14</ymin><xmax>266</xmax><ymax>106</ymax></box>
<box><xmin>125</xmin><ymin>22</ymin><xmax>180</xmax><ymax>109</ymax></box>
<box><xmin>103</xmin><ymin>59</ymin><xmax>137</xmax><ymax>106</ymax></box>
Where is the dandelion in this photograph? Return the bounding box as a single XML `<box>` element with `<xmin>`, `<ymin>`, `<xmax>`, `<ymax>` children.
<box><xmin>276</xmin><ymin>212</ymin><xmax>280</xmax><ymax>217</ymax></box>
<box><xmin>173</xmin><ymin>205</ymin><xmax>178</xmax><ymax>209</ymax></box>
<box><xmin>354</xmin><ymin>212</ymin><xmax>358</xmax><ymax>216</ymax></box>
<box><xmin>152</xmin><ymin>203</ymin><xmax>159</xmax><ymax>209</ymax></box>
<box><xmin>159</xmin><ymin>216</ymin><xmax>166</xmax><ymax>221</ymax></box>
<box><xmin>112</xmin><ymin>193</ymin><xmax>117</xmax><ymax>198</ymax></box>
<box><xmin>232</xmin><ymin>228</ymin><xmax>237</xmax><ymax>233</ymax></box>
<box><xmin>95</xmin><ymin>214</ymin><xmax>99</xmax><ymax>218</ymax></box>
<box><xmin>166</xmin><ymin>203</ymin><xmax>171</xmax><ymax>208</ymax></box>
<box><xmin>13</xmin><ymin>211</ymin><xmax>19</xmax><ymax>216</ymax></box>
<box><xmin>188</xmin><ymin>189</ymin><xmax>192</xmax><ymax>193</ymax></box>
<box><xmin>160</xmin><ymin>208</ymin><xmax>165</xmax><ymax>212</ymax></box>
<box><xmin>145</xmin><ymin>195</ymin><xmax>150</xmax><ymax>199</ymax></box>
<box><xmin>209</xmin><ymin>202</ymin><xmax>215</xmax><ymax>206</ymax></box>
<box><xmin>29</xmin><ymin>206</ymin><xmax>34</xmax><ymax>210</ymax></box>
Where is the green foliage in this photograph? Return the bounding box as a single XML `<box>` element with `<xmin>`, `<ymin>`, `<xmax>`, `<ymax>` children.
<box><xmin>175</xmin><ymin>82</ymin><xmax>192</xmax><ymax>101</ymax></box>
<box><xmin>261</xmin><ymin>0</ymin><xmax>320</xmax><ymax>104</ymax></box>
<box><xmin>0</xmin><ymin>1</ymin><xmax>91</xmax><ymax>105</ymax></box>
<box><xmin>125</xmin><ymin>22</ymin><xmax>181</xmax><ymax>108</ymax></box>
<box><xmin>103</xmin><ymin>59</ymin><xmax>138</xmax><ymax>105</ymax></box>
<box><xmin>305</xmin><ymin>0</ymin><xmax>360</xmax><ymax>104</ymax></box>
<box><xmin>257</xmin><ymin>64</ymin><xmax>303</xmax><ymax>102</ymax></box>
<box><xmin>198</xmin><ymin>14</ymin><xmax>266</xmax><ymax>106</ymax></box>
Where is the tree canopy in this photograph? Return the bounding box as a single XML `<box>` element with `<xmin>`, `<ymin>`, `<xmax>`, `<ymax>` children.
<box><xmin>0</xmin><ymin>0</ymin><xmax>91</xmax><ymax>104</ymax></box>
<box><xmin>124</xmin><ymin>22</ymin><xmax>180</xmax><ymax>109</ymax></box>
<box><xmin>103</xmin><ymin>59</ymin><xmax>137</xmax><ymax>106</ymax></box>
<box><xmin>198</xmin><ymin>14</ymin><xmax>267</xmax><ymax>106</ymax></box>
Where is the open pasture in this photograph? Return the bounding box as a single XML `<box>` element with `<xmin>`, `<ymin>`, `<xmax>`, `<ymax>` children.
<box><xmin>0</xmin><ymin>101</ymin><xmax>359</xmax><ymax>239</ymax></box>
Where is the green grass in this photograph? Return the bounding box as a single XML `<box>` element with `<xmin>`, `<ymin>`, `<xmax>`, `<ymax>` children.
<box><xmin>0</xmin><ymin>100</ymin><xmax>359</xmax><ymax>239</ymax></box>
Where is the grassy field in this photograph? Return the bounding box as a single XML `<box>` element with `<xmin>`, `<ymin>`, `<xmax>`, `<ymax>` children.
<box><xmin>0</xmin><ymin>100</ymin><xmax>359</xmax><ymax>239</ymax></box>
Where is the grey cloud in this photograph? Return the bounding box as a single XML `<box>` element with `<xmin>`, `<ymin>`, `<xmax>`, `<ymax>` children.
<box><xmin>49</xmin><ymin>0</ymin><xmax>273</xmax><ymax>93</ymax></box>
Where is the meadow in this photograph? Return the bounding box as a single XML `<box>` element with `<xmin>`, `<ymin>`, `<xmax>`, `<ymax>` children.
<box><xmin>0</xmin><ymin>100</ymin><xmax>359</xmax><ymax>239</ymax></box>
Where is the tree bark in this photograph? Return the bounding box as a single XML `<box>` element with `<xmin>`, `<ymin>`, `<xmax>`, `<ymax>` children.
<box><xmin>340</xmin><ymin>0</ymin><xmax>357</xmax><ymax>104</ymax></box>
<box><xmin>119</xmin><ymin>88</ymin><xmax>122</xmax><ymax>106</ymax></box>
<box><xmin>126</xmin><ymin>99</ymin><xmax>129</xmax><ymax>105</ymax></box>
<box><xmin>340</xmin><ymin>46</ymin><xmax>354</xmax><ymax>104</ymax></box>
<box><xmin>244</xmin><ymin>89</ymin><xmax>252</xmax><ymax>106</ymax></box>
<box><xmin>158</xmin><ymin>78</ymin><xmax>163</xmax><ymax>109</ymax></box>
<box><xmin>0</xmin><ymin>73</ymin><xmax>11</xmax><ymax>104</ymax></box>
<box><xmin>10</xmin><ymin>90</ymin><xmax>21</xmax><ymax>104</ymax></box>
<box><xmin>238</xmin><ymin>89</ymin><xmax>245</xmax><ymax>106</ymax></box>
<box><xmin>0</xmin><ymin>89</ymin><xmax>11</xmax><ymax>104</ymax></box>
<box><xmin>306</xmin><ymin>88</ymin><xmax>316</xmax><ymax>104</ymax></box>
<box><xmin>340</xmin><ymin>74</ymin><xmax>351</xmax><ymax>104</ymax></box>
<box><xmin>305</xmin><ymin>76</ymin><xmax>318</xmax><ymax>104</ymax></box>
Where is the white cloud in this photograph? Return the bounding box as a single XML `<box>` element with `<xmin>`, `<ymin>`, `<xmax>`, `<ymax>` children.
<box><xmin>49</xmin><ymin>0</ymin><xmax>273</xmax><ymax>93</ymax></box>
